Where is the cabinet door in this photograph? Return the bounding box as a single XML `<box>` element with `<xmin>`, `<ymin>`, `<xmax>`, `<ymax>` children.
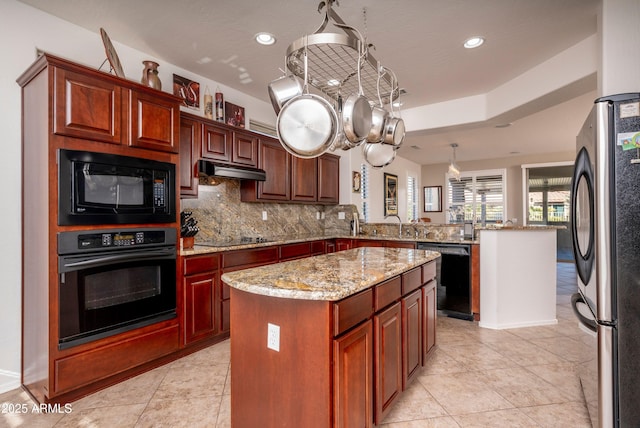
<box><xmin>334</xmin><ymin>320</ymin><xmax>373</xmax><ymax>428</ymax></box>
<box><xmin>402</xmin><ymin>289</ymin><xmax>423</xmax><ymax>388</ymax></box>
<box><xmin>184</xmin><ymin>272</ymin><xmax>218</xmax><ymax>344</ymax></box>
<box><xmin>422</xmin><ymin>281</ymin><xmax>437</xmax><ymax>361</ymax></box>
<box><xmin>318</xmin><ymin>153</ymin><xmax>340</xmax><ymax>204</ymax></box>
<box><xmin>130</xmin><ymin>90</ymin><xmax>179</xmax><ymax>153</ymax></box>
<box><xmin>232</xmin><ymin>131</ymin><xmax>258</xmax><ymax>167</ymax></box>
<box><xmin>374</xmin><ymin>302</ymin><xmax>402</xmax><ymax>424</ymax></box>
<box><xmin>179</xmin><ymin>116</ymin><xmax>200</xmax><ymax>198</ymax></box>
<box><xmin>336</xmin><ymin>239</ymin><xmax>352</xmax><ymax>251</ymax></box>
<box><xmin>53</xmin><ymin>67</ymin><xmax>123</xmax><ymax>145</ymax></box>
<box><xmin>257</xmin><ymin>137</ymin><xmax>290</xmax><ymax>200</ymax></box>
<box><xmin>291</xmin><ymin>156</ymin><xmax>317</xmax><ymax>202</ymax></box>
<box><xmin>202</xmin><ymin>123</ymin><xmax>232</xmax><ymax>162</ymax></box>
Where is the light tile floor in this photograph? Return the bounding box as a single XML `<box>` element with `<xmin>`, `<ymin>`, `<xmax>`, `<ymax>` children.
<box><xmin>0</xmin><ymin>263</ymin><xmax>592</xmax><ymax>427</ymax></box>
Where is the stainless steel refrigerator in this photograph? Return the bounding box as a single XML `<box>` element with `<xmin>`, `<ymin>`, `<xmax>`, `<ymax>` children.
<box><xmin>571</xmin><ymin>93</ymin><xmax>640</xmax><ymax>427</ymax></box>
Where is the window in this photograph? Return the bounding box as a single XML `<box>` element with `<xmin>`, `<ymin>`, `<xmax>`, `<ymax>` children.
<box><xmin>407</xmin><ymin>175</ymin><xmax>418</xmax><ymax>222</ymax></box>
<box><xmin>446</xmin><ymin>169</ymin><xmax>506</xmax><ymax>224</ymax></box>
<box><xmin>360</xmin><ymin>163</ymin><xmax>369</xmax><ymax>222</ymax></box>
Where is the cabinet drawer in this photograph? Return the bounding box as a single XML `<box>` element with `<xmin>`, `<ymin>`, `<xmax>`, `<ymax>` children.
<box><xmin>422</xmin><ymin>261</ymin><xmax>436</xmax><ymax>284</ymax></box>
<box><xmin>54</xmin><ymin>324</ymin><xmax>179</xmax><ymax>394</ymax></box>
<box><xmin>279</xmin><ymin>242</ymin><xmax>311</xmax><ymax>261</ymax></box>
<box><xmin>310</xmin><ymin>240</ymin><xmax>325</xmax><ymax>255</ymax></box>
<box><xmin>401</xmin><ymin>267</ymin><xmax>422</xmax><ymax>295</ymax></box>
<box><xmin>333</xmin><ymin>289</ymin><xmax>373</xmax><ymax>337</ymax></box>
<box><xmin>222</xmin><ymin>247</ymin><xmax>279</xmax><ymax>269</ymax></box>
<box><xmin>374</xmin><ymin>276</ymin><xmax>401</xmax><ymax>311</ymax></box>
<box><xmin>184</xmin><ymin>254</ymin><xmax>219</xmax><ymax>275</ymax></box>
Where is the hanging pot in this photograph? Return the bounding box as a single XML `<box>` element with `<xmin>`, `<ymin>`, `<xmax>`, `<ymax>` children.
<box><xmin>382</xmin><ymin>116</ymin><xmax>405</xmax><ymax>147</ymax></box>
<box><xmin>276</xmin><ymin>40</ymin><xmax>337</xmax><ymax>159</ymax></box>
<box><xmin>367</xmin><ymin>105</ymin><xmax>388</xmax><ymax>143</ymax></box>
<box><xmin>277</xmin><ymin>93</ymin><xmax>337</xmax><ymax>158</ymax></box>
<box><xmin>362</xmin><ymin>141</ymin><xmax>397</xmax><ymax>168</ymax></box>
<box><xmin>268</xmin><ymin>74</ymin><xmax>302</xmax><ymax>115</ymax></box>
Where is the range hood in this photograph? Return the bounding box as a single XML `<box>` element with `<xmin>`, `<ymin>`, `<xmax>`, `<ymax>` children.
<box><xmin>198</xmin><ymin>160</ymin><xmax>266</xmax><ymax>181</ymax></box>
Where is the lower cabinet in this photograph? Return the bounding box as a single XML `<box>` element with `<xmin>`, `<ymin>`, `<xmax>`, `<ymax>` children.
<box><xmin>182</xmin><ymin>254</ymin><xmax>224</xmax><ymax>345</ymax></box>
<box><xmin>334</xmin><ymin>320</ymin><xmax>374</xmax><ymax>428</ymax></box>
<box><xmin>423</xmin><ymin>280</ymin><xmax>437</xmax><ymax>360</ymax></box>
<box><xmin>402</xmin><ymin>289</ymin><xmax>423</xmax><ymax>388</ymax></box>
<box><xmin>374</xmin><ymin>302</ymin><xmax>403</xmax><ymax>424</ymax></box>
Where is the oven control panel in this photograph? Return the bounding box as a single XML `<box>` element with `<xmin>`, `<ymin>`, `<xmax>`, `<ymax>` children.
<box><xmin>58</xmin><ymin>228</ymin><xmax>177</xmax><ymax>255</ymax></box>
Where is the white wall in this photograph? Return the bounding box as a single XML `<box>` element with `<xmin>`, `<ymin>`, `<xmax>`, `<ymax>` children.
<box><xmin>0</xmin><ymin>0</ymin><xmax>285</xmax><ymax>393</ymax></box>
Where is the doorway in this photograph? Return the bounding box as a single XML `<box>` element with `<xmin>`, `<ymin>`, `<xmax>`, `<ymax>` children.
<box><xmin>522</xmin><ymin>162</ymin><xmax>574</xmax><ymax>262</ymax></box>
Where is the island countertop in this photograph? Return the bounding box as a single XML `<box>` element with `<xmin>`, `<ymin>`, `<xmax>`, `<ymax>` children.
<box><xmin>221</xmin><ymin>247</ymin><xmax>441</xmax><ymax>301</ymax></box>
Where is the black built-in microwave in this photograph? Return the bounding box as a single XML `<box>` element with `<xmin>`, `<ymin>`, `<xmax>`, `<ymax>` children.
<box><xmin>58</xmin><ymin>149</ymin><xmax>176</xmax><ymax>225</ymax></box>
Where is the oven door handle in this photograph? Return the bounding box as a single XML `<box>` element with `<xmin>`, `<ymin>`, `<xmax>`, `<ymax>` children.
<box><xmin>60</xmin><ymin>247</ymin><xmax>176</xmax><ymax>272</ymax></box>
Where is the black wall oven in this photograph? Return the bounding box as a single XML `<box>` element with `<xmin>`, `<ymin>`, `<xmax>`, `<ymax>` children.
<box><xmin>57</xmin><ymin>227</ymin><xmax>177</xmax><ymax>349</ymax></box>
<box><xmin>58</xmin><ymin>149</ymin><xmax>176</xmax><ymax>225</ymax></box>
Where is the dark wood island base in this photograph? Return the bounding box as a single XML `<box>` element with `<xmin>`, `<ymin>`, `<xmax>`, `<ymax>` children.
<box><xmin>224</xmin><ymin>247</ymin><xmax>440</xmax><ymax>428</ymax></box>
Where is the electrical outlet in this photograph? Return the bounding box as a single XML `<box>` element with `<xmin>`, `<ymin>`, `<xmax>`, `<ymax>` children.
<box><xmin>338</xmin><ymin>212</ymin><xmax>345</xmax><ymax>220</ymax></box>
<box><xmin>316</xmin><ymin>211</ymin><xmax>320</xmax><ymax>220</ymax></box>
<box><xmin>267</xmin><ymin>323</ymin><xmax>280</xmax><ymax>352</ymax></box>
<box><xmin>262</xmin><ymin>211</ymin><xmax>268</xmax><ymax>221</ymax></box>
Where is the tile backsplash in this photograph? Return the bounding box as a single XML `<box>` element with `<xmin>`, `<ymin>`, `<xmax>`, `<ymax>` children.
<box><xmin>181</xmin><ymin>178</ymin><xmax>464</xmax><ymax>242</ymax></box>
<box><xmin>180</xmin><ymin>179</ymin><xmax>355</xmax><ymax>242</ymax></box>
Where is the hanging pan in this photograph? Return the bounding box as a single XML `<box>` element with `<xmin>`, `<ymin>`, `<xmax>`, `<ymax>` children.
<box><xmin>367</xmin><ymin>65</ymin><xmax>389</xmax><ymax>143</ymax></box>
<box><xmin>381</xmin><ymin>67</ymin><xmax>405</xmax><ymax>147</ymax></box>
<box><xmin>277</xmin><ymin>37</ymin><xmax>337</xmax><ymax>159</ymax></box>
<box><xmin>268</xmin><ymin>57</ymin><xmax>303</xmax><ymax>115</ymax></box>
<box><xmin>335</xmin><ymin>23</ymin><xmax>372</xmax><ymax>146</ymax></box>
<box><xmin>362</xmin><ymin>141</ymin><xmax>397</xmax><ymax>168</ymax></box>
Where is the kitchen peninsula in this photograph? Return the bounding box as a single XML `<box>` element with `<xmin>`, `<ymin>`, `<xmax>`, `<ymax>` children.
<box><xmin>221</xmin><ymin>247</ymin><xmax>440</xmax><ymax>428</ymax></box>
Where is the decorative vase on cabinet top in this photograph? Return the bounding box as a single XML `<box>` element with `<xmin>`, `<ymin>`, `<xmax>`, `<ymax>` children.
<box><xmin>141</xmin><ymin>60</ymin><xmax>162</xmax><ymax>90</ymax></box>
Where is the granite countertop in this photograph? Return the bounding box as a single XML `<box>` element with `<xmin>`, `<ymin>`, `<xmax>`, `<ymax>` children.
<box><xmin>181</xmin><ymin>234</ymin><xmax>476</xmax><ymax>256</ymax></box>
<box><xmin>221</xmin><ymin>247</ymin><xmax>441</xmax><ymax>301</ymax></box>
<box><xmin>475</xmin><ymin>225</ymin><xmax>566</xmax><ymax>231</ymax></box>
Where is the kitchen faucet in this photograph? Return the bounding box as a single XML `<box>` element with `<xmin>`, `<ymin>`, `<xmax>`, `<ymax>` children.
<box><xmin>385</xmin><ymin>214</ymin><xmax>402</xmax><ymax>236</ymax></box>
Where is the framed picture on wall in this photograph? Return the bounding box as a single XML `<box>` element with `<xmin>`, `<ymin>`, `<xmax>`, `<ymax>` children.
<box><xmin>384</xmin><ymin>173</ymin><xmax>398</xmax><ymax>216</ymax></box>
<box><xmin>424</xmin><ymin>186</ymin><xmax>442</xmax><ymax>212</ymax></box>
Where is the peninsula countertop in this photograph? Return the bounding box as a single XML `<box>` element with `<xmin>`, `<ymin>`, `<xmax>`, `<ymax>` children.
<box><xmin>221</xmin><ymin>247</ymin><xmax>441</xmax><ymax>301</ymax></box>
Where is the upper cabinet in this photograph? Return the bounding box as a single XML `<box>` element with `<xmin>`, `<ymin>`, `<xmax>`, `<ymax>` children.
<box><xmin>240</xmin><ymin>135</ymin><xmax>339</xmax><ymax>205</ymax></box>
<box><xmin>179</xmin><ymin>111</ymin><xmax>339</xmax><ymax>204</ymax></box>
<box><xmin>49</xmin><ymin>56</ymin><xmax>179</xmax><ymax>153</ymax></box>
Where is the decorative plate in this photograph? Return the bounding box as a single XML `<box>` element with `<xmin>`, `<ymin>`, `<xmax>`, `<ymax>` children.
<box><xmin>100</xmin><ymin>28</ymin><xmax>125</xmax><ymax>78</ymax></box>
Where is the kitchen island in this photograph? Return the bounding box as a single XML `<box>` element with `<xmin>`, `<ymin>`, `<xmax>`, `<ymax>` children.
<box><xmin>221</xmin><ymin>247</ymin><xmax>440</xmax><ymax>428</ymax></box>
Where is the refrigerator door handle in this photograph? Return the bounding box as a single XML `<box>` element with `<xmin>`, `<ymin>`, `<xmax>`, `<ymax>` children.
<box><xmin>571</xmin><ymin>293</ymin><xmax>597</xmax><ymax>332</ymax></box>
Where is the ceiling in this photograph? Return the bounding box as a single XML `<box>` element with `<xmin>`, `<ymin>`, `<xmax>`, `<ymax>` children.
<box><xmin>19</xmin><ymin>0</ymin><xmax>600</xmax><ymax>165</ymax></box>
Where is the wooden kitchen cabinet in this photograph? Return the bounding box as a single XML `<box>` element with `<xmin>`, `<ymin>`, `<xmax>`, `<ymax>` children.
<box><xmin>402</xmin><ymin>288</ymin><xmax>423</xmax><ymax>389</ymax></box>
<box><xmin>241</xmin><ymin>136</ymin><xmax>290</xmax><ymax>201</ymax></box>
<box><xmin>333</xmin><ymin>319</ymin><xmax>374</xmax><ymax>428</ymax></box>
<box><xmin>53</xmin><ymin>67</ymin><xmax>124</xmax><ymax>145</ymax></box>
<box><xmin>423</xmin><ymin>280</ymin><xmax>437</xmax><ymax>360</ymax></box>
<box><xmin>232</xmin><ymin>129</ymin><xmax>259</xmax><ymax>167</ymax></box>
<box><xmin>374</xmin><ymin>302</ymin><xmax>402</xmax><ymax>424</ymax></box>
<box><xmin>291</xmin><ymin>156</ymin><xmax>318</xmax><ymax>202</ymax></box>
<box><xmin>335</xmin><ymin>238</ymin><xmax>352</xmax><ymax>251</ymax></box>
<box><xmin>318</xmin><ymin>153</ymin><xmax>340</xmax><ymax>204</ymax></box>
<box><xmin>129</xmin><ymin>90</ymin><xmax>179</xmax><ymax>153</ymax></box>
<box><xmin>179</xmin><ymin>116</ymin><xmax>200</xmax><ymax>198</ymax></box>
<box><xmin>182</xmin><ymin>254</ymin><xmax>221</xmax><ymax>345</ymax></box>
<box><xmin>241</xmin><ymin>138</ymin><xmax>340</xmax><ymax>205</ymax></box>
<box><xmin>201</xmin><ymin>121</ymin><xmax>232</xmax><ymax>162</ymax></box>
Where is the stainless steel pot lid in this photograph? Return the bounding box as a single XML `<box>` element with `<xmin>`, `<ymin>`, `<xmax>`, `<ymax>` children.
<box><xmin>362</xmin><ymin>141</ymin><xmax>397</xmax><ymax>168</ymax></box>
<box><xmin>277</xmin><ymin>94</ymin><xmax>338</xmax><ymax>158</ymax></box>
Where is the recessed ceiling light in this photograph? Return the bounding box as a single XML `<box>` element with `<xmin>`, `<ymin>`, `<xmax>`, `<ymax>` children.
<box><xmin>464</xmin><ymin>36</ymin><xmax>485</xmax><ymax>49</ymax></box>
<box><xmin>255</xmin><ymin>32</ymin><xmax>276</xmax><ymax>46</ymax></box>
<box><xmin>327</xmin><ymin>79</ymin><xmax>340</xmax><ymax>86</ymax></box>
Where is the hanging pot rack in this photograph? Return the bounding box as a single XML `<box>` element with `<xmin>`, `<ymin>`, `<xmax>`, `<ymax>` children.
<box><xmin>284</xmin><ymin>1</ymin><xmax>400</xmax><ymax>105</ymax></box>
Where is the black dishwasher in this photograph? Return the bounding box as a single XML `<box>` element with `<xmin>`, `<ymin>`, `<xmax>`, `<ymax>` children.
<box><xmin>417</xmin><ymin>242</ymin><xmax>472</xmax><ymax>320</ymax></box>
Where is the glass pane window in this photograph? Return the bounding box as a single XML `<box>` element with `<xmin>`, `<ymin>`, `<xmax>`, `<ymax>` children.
<box><xmin>407</xmin><ymin>175</ymin><xmax>417</xmax><ymax>222</ymax></box>
<box><xmin>446</xmin><ymin>171</ymin><xmax>505</xmax><ymax>224</ymax></box>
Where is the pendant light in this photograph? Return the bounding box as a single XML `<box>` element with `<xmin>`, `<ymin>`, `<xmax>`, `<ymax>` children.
<box><xmin>448</xmin><ymin>143</ymin><xmax>461</xmax><ymax>181</ymax></box>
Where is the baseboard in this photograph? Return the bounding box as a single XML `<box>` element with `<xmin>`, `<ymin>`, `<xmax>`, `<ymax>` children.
<box><xmin>479</xmin><ymin>318</ymin><xmax>558</xmax><ymax>330</ymax></box>
<box><xmin>0</xmin><ymin>369</ymin><xmax>20</xmax><ymax>394</ymax></box>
